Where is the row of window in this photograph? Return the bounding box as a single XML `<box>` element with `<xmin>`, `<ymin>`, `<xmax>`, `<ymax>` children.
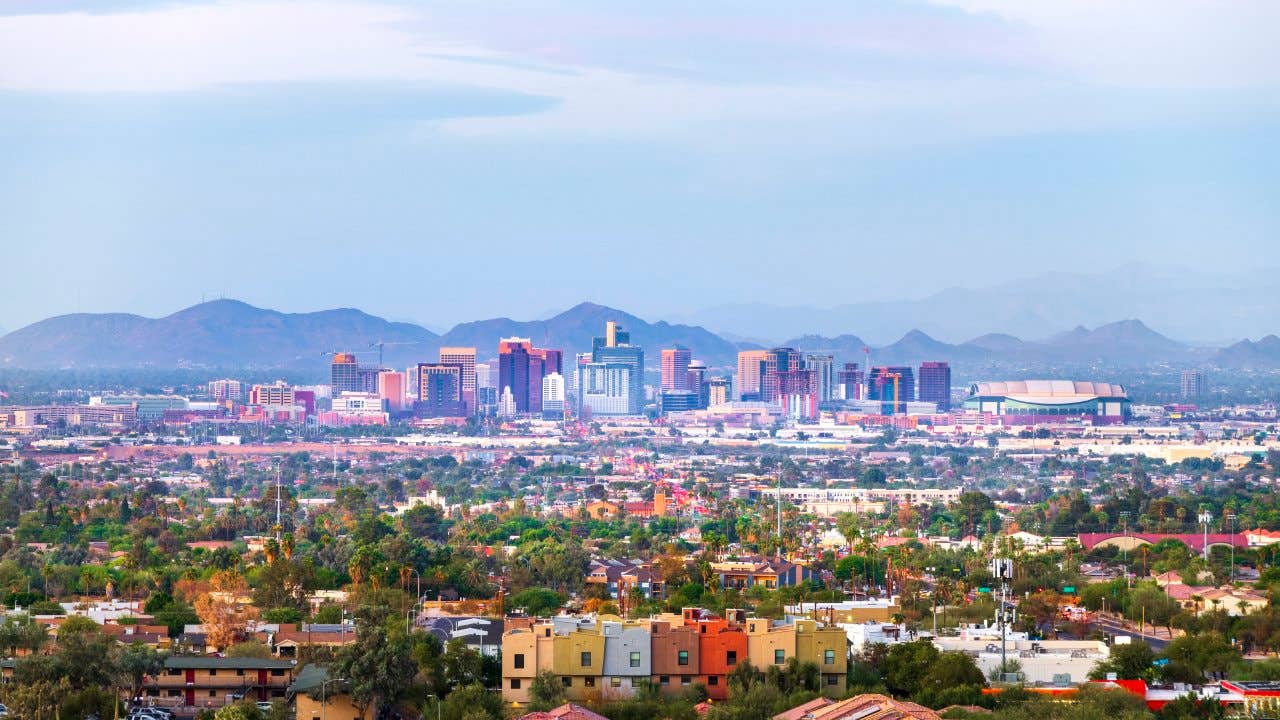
<box><xmin>509</xmin><ymin>674</ymin><xmax>840</xmax><ymax>691</ymax></box>
<box><xmin>516</xmin><ymin>648</ymin><xmax>834</xmax><ymax>670</ymax></box>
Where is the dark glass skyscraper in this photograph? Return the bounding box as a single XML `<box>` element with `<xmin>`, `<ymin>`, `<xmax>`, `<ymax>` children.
<box><xmin>868</xmin><ymin>366</ymin><xmax>915</xmax><ymax>414</ymax></box>
<box><xmin>498</xmin><ymin>338</ymin><xmax>533</xmax><ymax>412</ymax></box>
<box><xmin>918</xmin><ymin>361</ymin><xmax>952</xmax><ymax>411</ymax></box>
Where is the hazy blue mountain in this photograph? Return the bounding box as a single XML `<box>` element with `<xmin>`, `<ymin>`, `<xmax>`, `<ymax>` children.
<box><xmin>0</xmin><ymin>299</ymin><xmax>439</xmax><ymax>369</ymax></box>
<box><xmin>0</xmin><ymin>300</ymin><xmax>743</xmax><ymax>370</ymax></box>
<box><xmin>440</xmin><ymin>302</ymin><xmax>743</xmax><ymax>367</ymax></box>
<box><xmin>1</xmin><ymin>298</ymin><xmax>1272</xmax><ymax>371</ymax></box>
<box><xmin>679</xmin><ymin>264</ymin><xmax>1280</xmax><ymax>344</ymax></box>
<box><xmin>1212</xmin><ymin>335</ymin><xmax>1280</xmax><ymax>369</ymax></box>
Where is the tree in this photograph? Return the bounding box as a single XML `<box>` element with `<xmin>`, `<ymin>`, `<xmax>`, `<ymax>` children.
<box><xmin>55</xmin><ymin>615</ymin><xmax>120</xmax><ymax>690</ymax></box>
<box><xmin>330</xmin><ymin>607</ymin><xmax>415</xmax><ymax>720</ymax></box>
<box><xmin>882</xmin><ymin>640</ymin><xmax>939</xmax><ymax>697</ymax></box>
<box><xmin>213</xmin><ymin>701</ymin><xmax>264</xmax><ymax>720</ymax></box>
<box><xmin>1089</xmin><ymin>641</ymin><xmax>1156</xmax><ymax>681</ymax></box>
<box><xmin>194</xmin><ymin>571</ymin><xmax>259</xmax><ymax>652</ymax></box>
<box><xmin>914</xmin><ymin>652</ymin><xmax>985</xmax><ymax>708</ymax></box>
<box><xmin>118</xmin><ymin>642</ymin><xmax>165</xmax><ymax>709</ymax></box>
<box><xmin>528</xmin><ymin>670</ymin><xmax>567</xmax><ymax>711</ymax></box>
<box><xmin>441</xmin><ymin>638</ymin><xmax>484</xmax><ymax>687</ymax></box>
<box><xmin>438</xmin><ymin>683</ymin><xmax>503</xmax><ymax>720</ymax></box>
<box><xmin>509</xmin><ymin>588</ymin><xmax>563</xmax><ymax>616</ymax></box>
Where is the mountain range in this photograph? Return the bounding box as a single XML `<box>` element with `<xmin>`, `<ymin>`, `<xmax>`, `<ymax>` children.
<box><xmin>674</xmin><ymin>264</ymin><xmax>1280</xmax><ymax>345</ymax></box>
<box><xmin>1</xmin><ymin>299</ymin><xmax>1278</xmax><ymax>372</ymax></box>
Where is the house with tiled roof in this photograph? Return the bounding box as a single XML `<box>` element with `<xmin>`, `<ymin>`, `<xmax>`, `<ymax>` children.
<box><xmin>773</xmin><ymin>694</ymin><xmax>940</xmax><ymax>720</ymax></box>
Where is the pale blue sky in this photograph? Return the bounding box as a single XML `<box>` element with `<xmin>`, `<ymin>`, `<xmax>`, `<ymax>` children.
<box><xmin>2</xmin><ymin>0</ymin><xmax>1278</xmax><ymax>332</ymax></box>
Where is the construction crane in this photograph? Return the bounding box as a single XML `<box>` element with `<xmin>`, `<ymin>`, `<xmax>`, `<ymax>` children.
<box><xmin>369</xmin><ymin>340</ymin><xmax>424</xmax><ymax>368</ymax></box>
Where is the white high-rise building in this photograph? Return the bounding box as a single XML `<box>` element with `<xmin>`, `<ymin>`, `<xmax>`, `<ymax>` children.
<box><xmin>498</xmin><ymin>386</ymin><xmax>518</xmax><ymax>417</ymax></box>
<box><xmin>577</xmin><ymin>363</ymin><xmax>635</xmax><ymax>416</ymax></box>
<box><xmin>807</xmin><ymin>354</ymin><xmax>835</xmax><ymax>403</ymax></box>
<box><xmin>541</xmin><ymin>372</ymin><xmax>565</xmax><ymax>420</ymax></box>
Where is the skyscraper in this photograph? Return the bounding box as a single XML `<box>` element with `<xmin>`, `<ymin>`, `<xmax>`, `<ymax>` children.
<box><xmin>707</xmin><ymin>377</ymin><xmax>731</xmax><ymax>407</ymax></box>
<box><xmin>763</xmin><ymin>348</ymin><xmax>817</xmax><ymax>419</ymax></box>
<box><xmin>438</xmin><ymin>347</ymin><xmax>477</xmax><ymax>414</ymax></box>
<box><xmin>588</xmin><ymin>321</ymin><xmax>645</xmax><ymax>415</ymax></box>
<box><xmin>498</xmin><ymin>338</ymin><xmax>533</xmax><ymax>413</ymax></box>
<box><xmin>806</xmin><ymin>354</ymin><xmax>835</xmax><ymax>403</ymax></box>
<box><xmin>330</xmin><ymin>353</ymin><xmax>361</xmax><ymax>394</ymax></box>
<box><xmin>736</xmin><ymin>350</ymin><xmax>767</xmax><ymax>401</ymax></box>
<box><xmin>542</xmin><ymin>372</ymin><xmax>566</xmax><ymax>420</ymax></box>
<box><xmin>661</xmin><ymin>346</ymin><xmax>692</xmax><ymax>392</ymax></box>
<box><xmin>416</xmin><ymin>363</ymin><xmax>464</xmax><ymax>417</ymax></box>
<box><xmin>917</xmin><ymin>361</ymin><xmax>951</xmax><ymax>411</ymax></box>
<box><xmin>208</xmin><ymin>379</ymin><xmax>247</xmax><ymax>403</ymax></box>
<box><xmin>837</xmin><ymin>363</ymin><xmax>863</xmax><ymax>400</ymax></box>
<box><xmin>1181</xmin><ymin>369</ymin><xmax>1206</xmax><ymax>400</ymax></box>
<box><xmin>377</xmin><ymin>370</ymin><xmax>406</xmax><ymax>413</ymax></box>
<box><xmin>868</xmin><ymin>366</ymin><xmax>915</xmax><ymax>415</ymax></box>
<box><xmin>687</xmin><ymin>360</ymin><xmax>708</xmax><ymax>408</ymax></box>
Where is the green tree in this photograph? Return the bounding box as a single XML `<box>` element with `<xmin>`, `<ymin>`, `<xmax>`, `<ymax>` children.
<box><xmin>330</xmin><ymin>608</ymin><xmax>415</xmax><ymax>720</ymax></box>
<box><xmin>117</xmin><ymin>642</ymin><xmax>165</xmax><ymax>709</ymax></box>
<box><xmin>528</xmin><ymin>670</ymin><xmax>567</xmax><ymax>711</ymax></box>
<box><xmin>882</xmin><ymin>641</ymin><xmax>939</xmax><ymax>697</ymax></box>
<box><xmin>1089</xmin><ymin>641</ymin><xmax>1156</xmax><ymax>681</ymax></box>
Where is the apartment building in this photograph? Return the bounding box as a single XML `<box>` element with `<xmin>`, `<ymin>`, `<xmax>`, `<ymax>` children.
<box><xmin>144</xmin><ymin>657</ymin><xmax>295</xmax><ymax>709</ymax></box>
<box><xmin>500</xmin><ymin>610</ymin><xmax>848</xmax><ymax>706</ymax></box>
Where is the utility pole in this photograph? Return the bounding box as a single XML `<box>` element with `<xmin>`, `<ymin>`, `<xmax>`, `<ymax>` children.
<box><xmin>1199</xmin><ymin>509</ymin><xmax>1213</xmax><ymax>562</ymax></box>
<box><xmin>776</xmin><ymin>472</ymin><xmax>782</xmax><ymax>558</ymax></box>
<box><xmin>275</xmin><ymin>463</ymin><xmax>282</xmax><ymax>541</ymax></box>
<box><xmin>1227</xmin><ymin>513</ymin><xmax>1236</xmax><ymax>583</ymax></box>
<box><xmin>992</xmin><ymin>556</ymin><xmax>1013</xmax><ymax>681</ymax></box>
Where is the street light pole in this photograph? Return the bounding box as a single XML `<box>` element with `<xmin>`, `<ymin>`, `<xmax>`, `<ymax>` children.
<box><xmin>1198</xmin><ymin>509</ymin><xmax>1213</xmax><ymax>562</ymax></box>
<box><xmin>1227</xmin><ymin>513</ymin><xmax>1236</xmax><ymax>584</ymax></box>
<box><xmin>320</xmin><ymin>678</ymin><xmax>347</xmax><ymax>720</ymax></box>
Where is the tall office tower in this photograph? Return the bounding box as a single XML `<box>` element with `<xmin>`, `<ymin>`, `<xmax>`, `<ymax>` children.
<box><xmin>868</xmin><ymin>366</ymin><xmax>916</xmax><ymax>414</ymax></box>
<box><xmin>378</xmin><ymin>370</ymin><xmax>405</xmax><ymax>413</ymax></box>
<box><xmin>590</xmin><ymin>321</ymin><xmax>645</xmax><ymax>414</ymax></box>
<box><xmin>497</xmin><ymin>386</ymin><xmax>517</xmax><ymax>417</ymax></box>
<box><xmin>1181</xmin><ymin>369</ymin><xmax>1206</xmax><ymax>400</ymax></box>
<box><xmin>707</xmin><ymin>377</ymin><xmax>731</xmax><ymax>407</ymax></box>
<box><xmin>917</xmin><ymin>361</ymin><xmax>951</xmax><ymax>411</ymax></box>
<box><xmin>763</xmin><ymin>347</ymin><xmax>804</xmax><ymax>401</ymax></box>
<box><xmin>806</xmin><ymin>354</ymin><xmax>835</xmax><ymax>403</ymax></box>
<box><xmin>330</xmin><ymin>353</ymin><xmax>361</xmax><ymax>394</ymax></box>
<box><xmin>438</xmin><ymin>347</ymin><xmax>477</xmax><ymax>413</ymax></box>
<box><xmin>498</xmin><ymin>338</ymin><xmax>533</xmax><ymax>413</ymax></box>
<box><xmin>836</xmin><ymin>363</ymin><xmax>863</xmax><ymax>400</ymax></box>
<box><xmin>208</xmin><ymin>379</ymin><xmax>246</xmax><ymax>403</ymax></box>
<box><xmin>577</xmin><ymin>363</ymin><xmax>636</xmax><ymax>416</ymax></box>
<box><xmin>687</xmin><ymin>360</ymin><xmax>708</xmax><ymax>408</ymax></box>
<box><xmin>528</xmin><ymin>351</ymin><xmax>546</xmax><ymax>415</ymax></box>
<box><xmin>661</xmin><ymin>347</ymin><xmax>692</xmax><ymax>392</ymax></box>
<box><xmin>541</xmin><ymin>372</ymin><xmax>566</xmax><ymax>420</ymax></box>
<box><xmin>356</xmin><ymin>367</ymin><xmax>380</xmax><ymax>394</ymax></box>
<box><xmin>736</xmin><ymin>350</ymin><xmax>767</xmax><ymax>400</ymax></box>
<box><xmin>416</xmin><ymin>363</ymin><xmax>464</xmax><ymax>416</ymax></box>
<box><xmin>475</xmin><ymin>361</ymin><xmax>493</xmax><ymax>390</ymax></box>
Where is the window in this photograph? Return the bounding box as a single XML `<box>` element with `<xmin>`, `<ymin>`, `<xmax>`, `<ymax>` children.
<box><xmin>826</xmin><ymin>675</ymin><xmax>838</xmax><ymax>686</ymax></box>
<box><xmin>584</xmin><ymin>677</ymin><xmax>596</xmax><ymax>688</ymax></box>
<box><xmin>708</xmin><ymin>676</ymin><xmax>718</xmax><ymax>686</ymax></box>
<box><xmin>208</xmin><ymin>669</ymin><xmax>217</xmax><ymax>676</ymax></box>
<box><xmin>168</xmin><ymin>669</ymin><xmax>181</xmax><ymax>676</ymax></box>
<box><xmin>726</xmin><ymin>650</ymin><xmax>737</xmax><ymax>666</ymax></box>
<box><xmin>514</xmin><ymin>654</ymin><xmax>525</xmax><ymax>669</ymax></box>
<box><xmin>630</xmin><ymin>652</ymin><xmax>641</xmax><ymax>668</ymax></box>
<box><xmin>681</xmin><ymin>676</ymin><xmax>691</xmax><ymax>685</ymax></box>
<box><xmin>510</xmin><ymin>679</ymin><xmax>521</xmax><ymax>690</ymax></box>
<box><xmin>561</xmin><ymin>677</ymin><xmax>572</xmax><ymax>688</ymax></box>
<box><xmin>208</xmin><ymin>691</ymin><xmax>216</xmax><ymax>697</ymax></box>
<box><xmin>236</xmin><ymin>669</ymin><xmax>245</xmax><ymax>676</ymax></box>
<box><xmin>678</xmin><ymin>650</ymin><xmax>689</xmax><ymax>666</ymax></box>
<box><xmin>611</xmin><ymin>677</ymin><xmax>622</xmax><ymax>688</ymax></box>
<box><xmin>581</xmin><ymin>651</ymin><xmax>592</xmax><ymax>667</ymax></box>
<box><xmin>824</xmin><ymin>650</ymin><xmax>835</xmax><ymax>665</ymax></box>
<box><xmin>271</xmin><ymin>670</ymin><xmax>285</xmax><ymax>677</ymax></box>
<box><xmin>700</xmin><ymin>625</ymin><xmax>707</xmax><ymax>634</ymax></box>
<box><xmin>774</xmin><ymin>649</ymin><xmax>785</xmax><ymax>665</ymax></box>
<box><xmin>167</xmin><ymin>691</ymin><xmax>181</xmax><ymax>698</ymax></box>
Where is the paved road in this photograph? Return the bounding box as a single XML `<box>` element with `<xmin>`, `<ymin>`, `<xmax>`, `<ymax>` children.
<box><xmin>1090</xmin><ymin>615</ymin><xmax>1172</xmax><ymax>651</ymax></box>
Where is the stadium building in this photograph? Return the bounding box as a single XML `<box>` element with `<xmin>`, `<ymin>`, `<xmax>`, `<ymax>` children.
<box><xmin>964</xmin><ymin>380</ymin><xmax>1130</xmax><ymax>424</ymax></box>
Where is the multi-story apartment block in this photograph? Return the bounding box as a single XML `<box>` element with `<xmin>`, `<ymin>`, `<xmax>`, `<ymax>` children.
<box><xmin>144</xmin><ymin>657</ymin><xmax>295</xmax><ymax>708</ymax></box>
<box><xmin>501</xmin><ymin>610</ymin><xmax>847</xmax><ymax>707</ymax></box>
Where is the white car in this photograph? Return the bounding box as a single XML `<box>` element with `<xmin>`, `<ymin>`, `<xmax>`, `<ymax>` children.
<box><xmin>256</xmin><ymin>702</ymin><xmax>275</xmax><ymax>713</ymax></box>
<box><xmin>0</xmin><ymin>702</ymin><xmax>10</xmax><ymax>717</ymax></box>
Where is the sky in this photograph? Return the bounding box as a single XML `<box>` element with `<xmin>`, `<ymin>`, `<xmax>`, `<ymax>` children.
<box><xmin>1</xmin><ymin>0</ymin><xmax>1278</xmax><ymax>332</ymax></box>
